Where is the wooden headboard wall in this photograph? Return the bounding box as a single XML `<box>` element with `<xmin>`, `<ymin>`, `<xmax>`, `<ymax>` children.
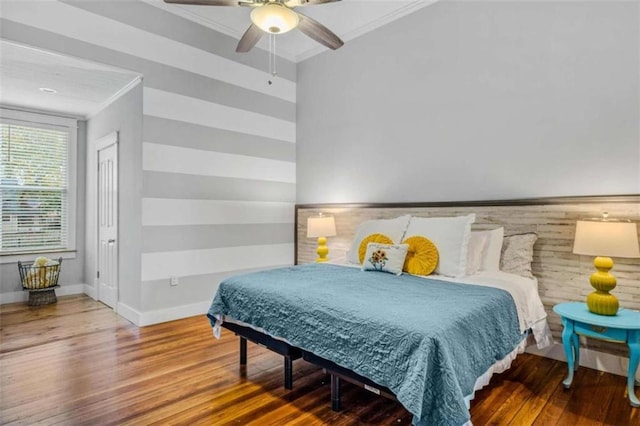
<box><xmin>295</xmin><ymin>195</ymin><xmax>640</xmax><ymax>358</ymax></box>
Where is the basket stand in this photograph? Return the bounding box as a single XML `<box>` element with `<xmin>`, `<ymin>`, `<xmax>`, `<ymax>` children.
<box><xmin>18</xmin><ymin>257</ymin><xmax>63</xmax><ymax>306</ymax></box>
<box><xmin>26</xmin><ymin>286</ymin><xmax>60</xmax><ymax>306</ymax></box>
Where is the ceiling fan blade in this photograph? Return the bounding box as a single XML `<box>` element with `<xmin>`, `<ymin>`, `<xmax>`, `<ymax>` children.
<box><xmin>236</xmin><ymin>24</ymin><xmax>263</xmax><ymax>53</ymax></box>
<box><xmin>285</xmin><ymin>0</ymin><xmax>340</xmax><ymax>6</ymax></box>
<box><xmin>296</xmin><ymin>12</ymin><xmax>344</xmax><ymax>50</ymax></box>
<box><xmin>164</xmin><ymin>0</ymin><xmax>244</xmax><ymax>6</ymax></box>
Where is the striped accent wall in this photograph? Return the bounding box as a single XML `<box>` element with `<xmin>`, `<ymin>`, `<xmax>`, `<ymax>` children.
<box><xmin>1</xmin><ymin>0</ymin><xmax>296</xmax><ymax>314</ymax></box>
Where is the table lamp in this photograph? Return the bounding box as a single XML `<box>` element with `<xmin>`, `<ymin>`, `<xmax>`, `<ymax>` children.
<box><xmin>572</xmin><ymin>216</ymin><xmax>640</xmax><ymax>315</ymax></box>
<box><xmin>307</xmin><ymin>214</ymin><xmax>336</xmax><ymax>263</ymax></box>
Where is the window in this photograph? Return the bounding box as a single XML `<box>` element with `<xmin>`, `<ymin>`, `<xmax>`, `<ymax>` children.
<box><xmin>0</xmin><ymin>109</ymin><xmax>77</xmax><ymax>256</ymax></box>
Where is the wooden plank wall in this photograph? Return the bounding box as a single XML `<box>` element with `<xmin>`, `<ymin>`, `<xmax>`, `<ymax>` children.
<box><xmin>296</xmin><ymin>196</ymin><xmax>640</xmax><ymax>358</ymax></box>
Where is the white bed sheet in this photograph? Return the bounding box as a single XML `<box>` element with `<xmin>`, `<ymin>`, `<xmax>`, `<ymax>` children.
<box><xmin>432</xmin><ymin>271</ymin><xmax>553</xmax><ymax>349</ymax></box>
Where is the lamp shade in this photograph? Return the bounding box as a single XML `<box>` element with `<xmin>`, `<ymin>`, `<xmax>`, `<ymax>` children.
<box><xmin>307</xmin><ymin>216</ymin><xmax>336</xmax><ymax>238</ymax></box>
<box><xmin>573</xmin><ymin>219</ymin><xmax>640</xmax><ymax>258</ymax></box>
<box><xmin>250</xmin><ymin>3</ymin><xmax>299</xmax><ymax>34</ymax></box>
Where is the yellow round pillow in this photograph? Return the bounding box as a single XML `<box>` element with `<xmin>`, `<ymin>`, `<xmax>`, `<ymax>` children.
<box><xmin>402</xmin><ymin>236</ymin><xmax>439</xmax><ymax>275</ymax></box>
<box><xmin>358</xmin><ymin>233</ymin><xmax>393</xmax><ymax>264</ymax></box>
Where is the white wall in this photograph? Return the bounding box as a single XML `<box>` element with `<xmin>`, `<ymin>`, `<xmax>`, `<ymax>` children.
<box><xmin>86</xmin><ymin>83</ymin><xmax>143</xmax><ymax>312</ymax></box>
<box><xmin>296</xmin><ymin>1</ymin><xmax>640</xmax><ymax>203</ymax></box>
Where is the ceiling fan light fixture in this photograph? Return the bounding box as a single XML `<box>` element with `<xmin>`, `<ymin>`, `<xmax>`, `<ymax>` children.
<box><xmin>250</xmin><ymin>3</ymin><xmax>299</xmax><ymax>34</ymax></box>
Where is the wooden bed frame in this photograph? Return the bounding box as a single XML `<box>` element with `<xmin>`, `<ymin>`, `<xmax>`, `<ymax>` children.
<box><xmin>219</xmin><ymin>194</ymin><xmax>640</xmax><ymax>411</ymax></box>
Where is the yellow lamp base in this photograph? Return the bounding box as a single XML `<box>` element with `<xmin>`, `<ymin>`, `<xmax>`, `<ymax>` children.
<box><xmin>316</xmin><ymin>236</ymin><xmax>329</xmax><ymax>263</ymax></box>
<box><xmin>586</xmin><ymin>291</ymin><xmax>619</xmax><ymax>316</ymax></box>
<box><xmin>586</xmin><ymin>256</ymin><xmax>619</xmax><ymax>316</ymax></box>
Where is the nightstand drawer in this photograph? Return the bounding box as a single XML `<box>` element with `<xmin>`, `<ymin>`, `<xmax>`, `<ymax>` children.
<box><xmin>573</xmin><ymin>321</ymin><xmax>627</xmax><ymax>342</ymax></box>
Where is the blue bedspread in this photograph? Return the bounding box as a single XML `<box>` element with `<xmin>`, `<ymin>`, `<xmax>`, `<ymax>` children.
<box><xmin>207</xmin><ymin>264</ymin><xmax>524</xmax><ymax>425</ymax></box>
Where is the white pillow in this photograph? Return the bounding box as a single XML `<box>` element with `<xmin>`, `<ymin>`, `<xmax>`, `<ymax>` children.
<box><xmin>466</xmin><ymin>232</ymin><xmax>488</xmax><ymax>275</ymax></box>
<box><xmin>404</xmin><ymin>214</ymin><xmax>476</xmax><ymax>277</ymax></box>
<box><xmin>500</xmin><ymin>233</ymin><xmax>538</xmax><ymax>278</ymax></box>
<box><xmin>361</xmin><ymin>243</ymin><xmax>409</xmax><ymax>276</ymax></box>
<box><xmin>478</xmin><ymin>227</ymin><xmax>505</xmax><ymax>272</ymax></box>
<box><xmin>347</xmin><ymin>215</ymin><xmax>411</xmax><ymax>264</ymax></box>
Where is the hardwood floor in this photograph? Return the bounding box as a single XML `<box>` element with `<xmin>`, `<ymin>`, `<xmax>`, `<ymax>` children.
<box><xmin>0</xmin><ymin>295</ymin><xmax>637</xmax><ymax>425</ymax></box>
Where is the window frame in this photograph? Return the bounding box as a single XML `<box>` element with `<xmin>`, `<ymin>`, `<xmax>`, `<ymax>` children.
<box><xmin>0</xmin><ymin>108</ymin><xmax>77</xmax><ymax>264</ymax></box>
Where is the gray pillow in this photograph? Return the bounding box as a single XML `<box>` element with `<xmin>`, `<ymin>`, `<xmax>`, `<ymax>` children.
<box><xmin>500</xmin><ymin>233</ymin><xmax>538</xmax><ymax>278</ymax></box>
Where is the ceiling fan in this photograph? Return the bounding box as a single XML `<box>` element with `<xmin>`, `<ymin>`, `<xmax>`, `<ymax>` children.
<box><xmin>164</xmin><ymin>0</ymin><xmax>344</xmax><ymax>53</ymax></box>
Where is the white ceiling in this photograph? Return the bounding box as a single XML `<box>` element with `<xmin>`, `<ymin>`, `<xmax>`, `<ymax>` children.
<box><xmin>148</xmin><ymin>0</ymin><xmax>438</xmax><ymax>62</ymax></box>
<box><xmin>0</xmin><ymin>41</ymin><xmax>141</xmax><ymax>118</ymax></box>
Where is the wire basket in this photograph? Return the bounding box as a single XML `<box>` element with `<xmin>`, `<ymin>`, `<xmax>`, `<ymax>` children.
<box><xmin>18</xmin><ymin>257</ymin><xmax>63</xmax><ymax>290</ymax></box>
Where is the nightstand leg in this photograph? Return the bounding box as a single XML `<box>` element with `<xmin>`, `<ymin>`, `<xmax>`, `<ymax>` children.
<box><xmin>572</xmin><ymin>332</ymin><xmax>580</xmax><ymax>371</ymax></box>
<box><xmin>628</xmin><ymin>332</ymin><xmax>639</xmax><ymax>407</ymax></box>
<box><xmin>561</xmin><ymin>318</ymin><xmax>575</xmax><ymax>389</ymax></box>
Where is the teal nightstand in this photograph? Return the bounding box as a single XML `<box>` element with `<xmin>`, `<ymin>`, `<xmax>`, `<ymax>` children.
<box><xmin>553</xmin><ymin>302</ymin><xmax>640</xmax><ymax>407</ymax></box>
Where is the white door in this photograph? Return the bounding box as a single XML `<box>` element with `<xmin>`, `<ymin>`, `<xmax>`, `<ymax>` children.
<box><xmin>97</xmin><ymin>142</ymin><xmax>118</xmax><ymax>308</ymax></box>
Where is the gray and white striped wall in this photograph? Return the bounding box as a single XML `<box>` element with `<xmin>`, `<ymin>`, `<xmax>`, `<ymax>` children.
<box><xmin>1</xmin><ymin>0</ymin><xmax>296</xmax><ymax>323</ymax></box>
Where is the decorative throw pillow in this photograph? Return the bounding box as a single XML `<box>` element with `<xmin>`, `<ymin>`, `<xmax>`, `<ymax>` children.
<box><xmin>347</xmin><ymin>215</ymin><xmax>411</xmax><ymax>264</ymax></box>
<box><xmin>500</xmin><ymin>233</ymin><xmax>538</xmax><ymax>278</ymax></box>
<box><xmin>362</xmin><ymin>243</ymin><xmax>409</xmax><ymax>276</ymax></box>
<box><xmin>466</xmin><ymin>232</ymin><xmax>488</xmax><ymax>275</ymax></box>
<box><xmin>403</xmin><ymin>214</ymin><xmax>476</xmax><ymax>277</ymax></box>
<box><xmin>402</xmin><ymin>236</ymin><xmax>439</xmax><ymax>276</ymax></box>
<box><xmin>358</xmin><ymin>233</ymin><xmax>394</xmax><ymax>264</ymax></box>
<box><xmin>478</xmin><ymin>227</ymin><xmax>505</xmax><ymax>272</ymax></box>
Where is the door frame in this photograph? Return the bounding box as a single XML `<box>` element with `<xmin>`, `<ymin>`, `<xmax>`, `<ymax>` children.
<box><xmin>87</xmin><ymin>131</ymin><xmax>119</xmax><ymax>308</ymax></box>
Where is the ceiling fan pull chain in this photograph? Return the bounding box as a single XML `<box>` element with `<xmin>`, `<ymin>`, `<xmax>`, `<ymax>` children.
<box><xmin>269</xmin><ymin>33</ymin><xmax>277</xmax><ymax>78</ymax></box>
<box><xmin>272</xmin><ymin>35</ymin><xmax>277</xmax><ymax>77</ymax></box>
<box><xmin>269</xmin><ymin>34</ymin><xmax>273</xmax><ymax>75</ymax></box>
<box><xmin>267</xmin><ymin>33</ymin><xmax>277</xmax><ymax>84</ymax></box>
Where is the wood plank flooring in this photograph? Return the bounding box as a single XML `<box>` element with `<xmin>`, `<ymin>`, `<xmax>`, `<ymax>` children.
<box><xmin>1</xmin><ymin>295</ymin><xmax>638</xmax><ymax>425</ymax></box>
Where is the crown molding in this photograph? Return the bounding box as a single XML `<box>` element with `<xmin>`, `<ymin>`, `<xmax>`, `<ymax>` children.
<box><xmin>296</xmin><ymin>0</ymin><xmax>440</xmax><ymax>62</ymax></box>
<box><xmin>85</xmin><ymin>75</ymin><xmax>143</xmax><ymax>120</ymax></box>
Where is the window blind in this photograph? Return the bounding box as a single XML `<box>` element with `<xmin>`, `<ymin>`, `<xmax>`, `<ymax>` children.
<box><xmin>0</xmin><ymin>122</ymin><xmax>70</xmax><ymax>253</ymax></box>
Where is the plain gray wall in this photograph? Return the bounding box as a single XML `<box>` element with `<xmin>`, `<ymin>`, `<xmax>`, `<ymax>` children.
<box><xmin>86</xmin><ymin>84</ymin><xmax>143</xmax><ymax>311</ymax></box>
<box><xmin>296</xmin><ymin>1</ymin><xmax>640</xmax><ymax>203</ymax></box>
<box><xmin>0</xmin><ymin>120</ymin><xmax>86</xmax><ymax>294</ymax></box>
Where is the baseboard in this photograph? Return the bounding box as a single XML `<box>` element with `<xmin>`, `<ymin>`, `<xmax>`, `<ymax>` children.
<box><xmin>83</xmin><ymin>284</ymin><xmax>97</xmax><ymax>300</ymax></box>
<box><xmin>116</xmin><ymin>302</ymin><xmax>141</xmax><ymax>326</ymax></box>
<box><xmin>527</xmin><ymin>342</ymin><xmax>640</xmax><ymax>380</ymax></box>
<box><xmin>0</xmin><ymin>283</ymin><xmax>86</xmax><ymax>304</ymax></box>
<box><xmin>113</xmin><ymin>300</ymin><xmax>209</xmax><ymax>327</ymax></box>
<box><xmin>138</xmin><ymin>301</ymin><xmax>211</xmax><ymax>326</ymax></box>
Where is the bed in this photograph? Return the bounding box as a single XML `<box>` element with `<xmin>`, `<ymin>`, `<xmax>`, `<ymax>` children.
<box><xmin>207</xmin><ymin>262</ymin><xmax>551</xmax><ymax>425</ymax></box>
<box><xmin>207</xmin><ymin>208</ymin><xmax>561</xmax><ymax>424</ymax></box>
